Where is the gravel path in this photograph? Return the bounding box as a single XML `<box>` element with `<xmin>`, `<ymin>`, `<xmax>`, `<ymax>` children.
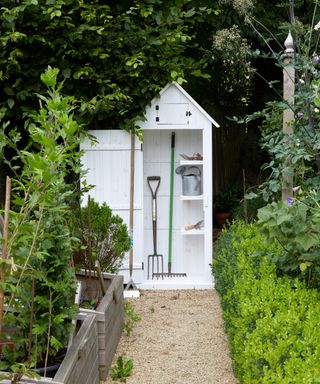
<box><xmin>103</xmin><ymin>290</ymin><xmax>238</xmax><ymax>384</ymax></box>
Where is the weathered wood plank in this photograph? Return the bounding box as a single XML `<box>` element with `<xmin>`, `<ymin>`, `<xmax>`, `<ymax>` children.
<box><xmin>0</xmin><ymin>314</ymin><xmax>99</xmax><ymax>384</ymax></box>
<box><xmin>79</xmin><ymin>274</ymin><xmax>124</xmax><ymax>381</ymax></box>
<box><xmin>96</xmin><ymin>276</ymin><xmax>124</xmax><ymax>380</ymax></box>
<box><xmin>54</xmin><ymin>314</ymin><xmax>99</xmax><ymax>384</ymax></box>
<box><xmin>84</xmin><ymin>350</ymin><xmax>100</xmax><ymax>384</ymax></box>
<box><xmin>0</xmin><ymin>378</ymin><xmax>59</xmax><ymax>384</ymax></box>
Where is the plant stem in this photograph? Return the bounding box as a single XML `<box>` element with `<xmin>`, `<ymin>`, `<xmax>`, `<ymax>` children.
<box><xmin>0</xmin><ymin>176</ymin><xmax>11</xmax><ymax>337</ymax></box>
<box><xmin>44</xmin><ymin>289</ymin><xmax>53</xmax><ymax>377</ymax></box>
<box><xmin>307</xmin><ymin>1</ymin><xmax>318</xmax><ymax>56</ymax></box>
<box><xmin>7</xmin><ymin>206</ymin><xmax>44</xmax><ymax>311</ymax></box>
<box><xmin>27</xmin><ymin>277</ymin><xmax>35</xmax><ymax>362</ymax></box>
<box><xmin>87</xmin><ymin>195</ymin><xmax>93</xmax><ymax>301</ymax></box>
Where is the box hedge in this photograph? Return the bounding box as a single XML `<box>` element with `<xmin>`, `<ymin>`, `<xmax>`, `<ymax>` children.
<box><xmin>212</xmin><ymin>221</ymin><xmax>320</xmax><ymax>383</ymax></box>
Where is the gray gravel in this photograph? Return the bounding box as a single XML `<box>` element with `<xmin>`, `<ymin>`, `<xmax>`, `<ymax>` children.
<box><xmin>104</xmin><ymin>290</ymin><xmax>238</xmax><ymax>384</ymax></box>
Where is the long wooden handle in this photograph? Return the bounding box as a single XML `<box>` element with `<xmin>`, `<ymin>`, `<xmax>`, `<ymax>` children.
<box><xmin>0</xmin><ymin>176</ymin><xmax>11</xmax><ymax>336</ymax></box>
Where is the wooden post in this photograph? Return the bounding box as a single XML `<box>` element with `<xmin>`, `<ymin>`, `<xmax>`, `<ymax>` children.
<box><xmin>282</xmin><ymin>31</ymin><xmax>295</xmax><ymax>202</ymax></box>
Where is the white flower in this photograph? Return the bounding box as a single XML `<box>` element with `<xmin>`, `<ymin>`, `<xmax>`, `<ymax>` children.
<box><xmin>315</xmin><ymin>21</ymin><xmax>320</xmax><ymax>30</ymax></box>
<box><xmin>315</xmin><ymin>108</ymin><xmax>320</xmax><ymax>113</ymax></box>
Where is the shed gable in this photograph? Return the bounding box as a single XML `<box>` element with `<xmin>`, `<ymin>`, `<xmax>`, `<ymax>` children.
<box><xmin>139</xmin><ymin>82</ymin><xmax>219</xmax><ymax>130</ymax></box>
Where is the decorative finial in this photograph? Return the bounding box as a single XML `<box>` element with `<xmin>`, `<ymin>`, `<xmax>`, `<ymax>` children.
<box><xmin>284</xmin><ymin>30</ymin><xmax>294</xmax><ymax>53</ymax></box>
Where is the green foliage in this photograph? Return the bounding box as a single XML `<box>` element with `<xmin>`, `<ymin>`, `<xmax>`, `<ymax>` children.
<box><xmin>213</xmin><ymin>221</ymin><xmax>320</xmax><ymax>383</ymax></box>
<box><xmin>257</xmin><ymin>187</ymin><xmax>320</xmax><ymax>286</ymax></box>
<box><xmin>0</xmin><ymin>67</ymin><xmax>85</xmax><ymax>366</ymax></box>
<box><xmin>0</xmin><ymin>362</ymin><xmax>40</xmax><ymax>384</ymax></box>
<box><xmin>0</xmin><ymin>0</ymin><xmax>215</xmax><ymax>132</ymax></box>
<box><xmin>233</xmin><ymin>193</ymin><xmax>266</xmax><ymax>222</ymax></box>
<box><xmin>214</xmin><ymin>186</ymin><xmax>242</xmax><ymax>212</ymax></box>
<box><xmin>110</xmin><ymin>355</ymin><xmax>133</xmax><ymax>383</ymax></box>
<box><xmin>71</xmin><ymin>198</ymin><xmax>130</xmax><ymax>273</ymax></box>
<box><xmin>123</xmin><ymin>301</ymin><xmax>141</xmax><ymax>336</ymax></box>
<box><xmin>234</xmin><ymin>2</ymin><xmax>320</xmax><ymax>202</ymax></box>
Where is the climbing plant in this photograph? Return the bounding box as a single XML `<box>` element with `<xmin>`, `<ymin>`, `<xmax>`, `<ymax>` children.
<box><xmin>229</xmin><ymin>0</ymin><xmax>320</xmax><ymax>201</ymax></box>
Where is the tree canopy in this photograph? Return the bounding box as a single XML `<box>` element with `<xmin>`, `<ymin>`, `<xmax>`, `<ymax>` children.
<box><xmin>0</xmin><ymin>0</ymin><xmax>216</xmax><ymax>131</ymax></box>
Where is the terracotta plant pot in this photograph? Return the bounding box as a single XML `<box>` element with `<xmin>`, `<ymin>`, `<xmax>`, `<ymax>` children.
<box><xmin>0</xmin><ymin>340</ymin><xmax>14</xmax><ymax>353</ymax></box>
<box><xmin>215</xmin><ymin>212</ymin><xmax>232</xmax><ymax>229</ymax></box>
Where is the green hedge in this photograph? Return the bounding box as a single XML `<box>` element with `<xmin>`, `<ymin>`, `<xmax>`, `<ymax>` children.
<box><xmin>212</xmin><ymin>221</ymin><xmax>320</xmax><ymax>383</ymax></box>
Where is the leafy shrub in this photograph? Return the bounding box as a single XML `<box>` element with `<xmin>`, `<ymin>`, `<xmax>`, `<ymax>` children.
<box><xmin>212</xmin><ymin>221</ymin><xmax>320</xmax><ymax>383</ymax></box>
<box><xmin>257</xmin><ymin>191</ymin><xmax>320</xmax><ymax>287</ymax></box>
<box><xmin>1</xmin><ymin>67</ymin><xmax>80</xmax><ymax>367</ymax></box>
<box><xmin>71</xmin><ymin>198</ymin><xmax>130</xmax><ymax>273</ymax></box>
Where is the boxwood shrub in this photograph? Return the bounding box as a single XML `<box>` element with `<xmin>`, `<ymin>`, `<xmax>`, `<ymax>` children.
<box><xmin>212</xmin><ymin>221</ymin><xmax>320</xmax><ymax>383</ymax></box>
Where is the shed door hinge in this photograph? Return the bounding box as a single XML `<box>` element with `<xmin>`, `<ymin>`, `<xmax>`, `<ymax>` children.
<box><xmin>156</xmin><ymin>117</ymin><xmax>159</xmax><ymax>122</ymax></box>
<box><xmin>186</xmin><ymin>111</ymin><xmax>192</xmax><ymax>117</ymax></box>
<box><xmin>155</xmin><ymin>105</ymin><xmax>159</xmax><ymax>110</ymax></box>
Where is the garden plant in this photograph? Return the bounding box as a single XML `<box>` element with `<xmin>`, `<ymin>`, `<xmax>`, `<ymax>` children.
<box><xmin>123</xmin><ymin>301</ymin><xmax>141</xmax><ymax>337</ymax></box>
<box><xmin>258</xmin><ymin>186</ymin><xmax>320</xmax><ymax>287</ymax></box>
<box><xmin>71</xmin><ymin>197</ymin><xmax>130</xmax><ymax>274</ymax></box>
<box><xmin>228</xmin><ymin>0</ymin><xmax>320</xmax><ymax>287</ymax></box>
<box><xmin>110</xmin><ymin>355</ymin><xmax>133</xmax><ymax>383</ymax></box>
<box><xmin>0</xmin><ymin>67</ymin><xmax>87</xmax><ymax>377</ymax></box>
<box><xmin>212</xmin><ymin>4</ymin><xmax>320</xmax><ymax>383</ymax></box>
<box><xmin>213</xmin><ymin>221</ymin><xmax>320</xmax><ymax>383</ymax></box>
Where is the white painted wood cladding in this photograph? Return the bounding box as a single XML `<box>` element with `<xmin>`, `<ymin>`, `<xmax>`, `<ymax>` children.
<box><xmin>81</xmin><ymin>82</ymin><xmax>219</xmax><ymax>289</ymax></box>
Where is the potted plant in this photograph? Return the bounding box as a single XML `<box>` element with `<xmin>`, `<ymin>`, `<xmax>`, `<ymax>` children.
<box><xmin>69</xmin><ymin>197</ymin><xmax>130</xmax><ymax>380</ymax></box>
<box><xmin>0</xmin><ymin>67</ymin><xmax>92</xmax><ymax>381</ymax></box>
<box><xmin>71</xmin><ymin>197</ymin><xmax>130</xmax><ymax>275</ymax></box>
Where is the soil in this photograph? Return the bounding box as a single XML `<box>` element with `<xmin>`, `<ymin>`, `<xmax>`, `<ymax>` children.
<box><xmin>103</xmin><ymin>289</ymin><xmax>238</xmax><ymax>384</ymax></box>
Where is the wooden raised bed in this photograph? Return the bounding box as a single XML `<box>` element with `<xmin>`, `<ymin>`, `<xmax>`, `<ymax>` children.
<box><xmin>0</xmin><ymin>272</ymin><xmax>124</xmax><ymax>383</ymax></box>
<box><xmin>0</xmin><ymin>313</ymin><xmax>99</xmax><ymax>384</ymax></box>
<box><xmin>77</xmin><ymin>271</ymin><xmax>124</xmax><ymax>381</ymax></box>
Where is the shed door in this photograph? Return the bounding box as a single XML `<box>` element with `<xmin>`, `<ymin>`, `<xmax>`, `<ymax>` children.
<box><xmin>81</xmin><ymin>130</ymin><xmax>144</xmax><ymax>283</ymax></box>
<box><xmin>155</xmin><ymin>103</ymin><xmax>189</xmax><ymax>125</ymax></box>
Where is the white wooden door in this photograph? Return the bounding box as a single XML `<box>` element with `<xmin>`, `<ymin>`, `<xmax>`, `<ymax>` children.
<box><xmin>81</xmin><ymin>130</ymin><xmax>144</xmax><ymax>284</ymax></box>
<box><xmin>154</xmin><ymin>103</ymin><xmax>189</xmax><ymax>125</ymax></box>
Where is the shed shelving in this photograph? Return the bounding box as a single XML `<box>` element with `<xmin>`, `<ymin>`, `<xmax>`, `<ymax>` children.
<box><xmin>181</xmin><ymin>229</ymin><xmax>204</xmax><ymax>236</ymax></box>
<box><xmin>180</xmin><ymin>195</ymin><xmax>204</xmax><ymax>200</ymax></box>
<box><xmin>81</xmin><ymin>82</ymin><xmax>219</xmax><ymax>289</ymax></box>
<box><xmin>179</xmin><ymin>160</ymin><xmax>203</xmax><ymax>166</ymax></box>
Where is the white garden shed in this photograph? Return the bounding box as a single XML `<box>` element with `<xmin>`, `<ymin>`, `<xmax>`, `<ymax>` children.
<box><xmin>81</xmin><ymin>82</ymin><xmax>219</xmax><ymax>289</ymax></box>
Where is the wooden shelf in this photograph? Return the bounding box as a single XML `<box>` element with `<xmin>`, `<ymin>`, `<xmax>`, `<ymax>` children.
<box><xmin>180</xmin><ymin>195</ymin><xmax>203</xmax><ymax>201</ymax></box>
<box><xmin>181</xmin><ymin>228</ymin><xmax>204</xmax><ymax>235</ymax></box>
<box><xmin>179</xmin><ymin>160</ymin><xmax>203</xmax><ymax>166</ymax></box>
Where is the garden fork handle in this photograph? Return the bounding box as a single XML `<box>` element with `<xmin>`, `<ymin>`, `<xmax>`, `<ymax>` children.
<box><xmin>147</xmin><ymin>176</ymin><xmax>161</xmax><ymax>254</ymax></box>
<box><xmin>147</xmin><ymin>176</ymin><xmax>161</xmax><ymax>198</ymax></box>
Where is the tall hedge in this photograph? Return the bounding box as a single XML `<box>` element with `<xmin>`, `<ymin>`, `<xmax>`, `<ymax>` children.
<box><xmin>212</xmin><ymin>221</ymin><xmax>320</xmax><ymax>383</ymax></box>
<box><xmin>0</xmin><ymin>1</ymin><xmax>213</xmax><ymax>132</ymax></box>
